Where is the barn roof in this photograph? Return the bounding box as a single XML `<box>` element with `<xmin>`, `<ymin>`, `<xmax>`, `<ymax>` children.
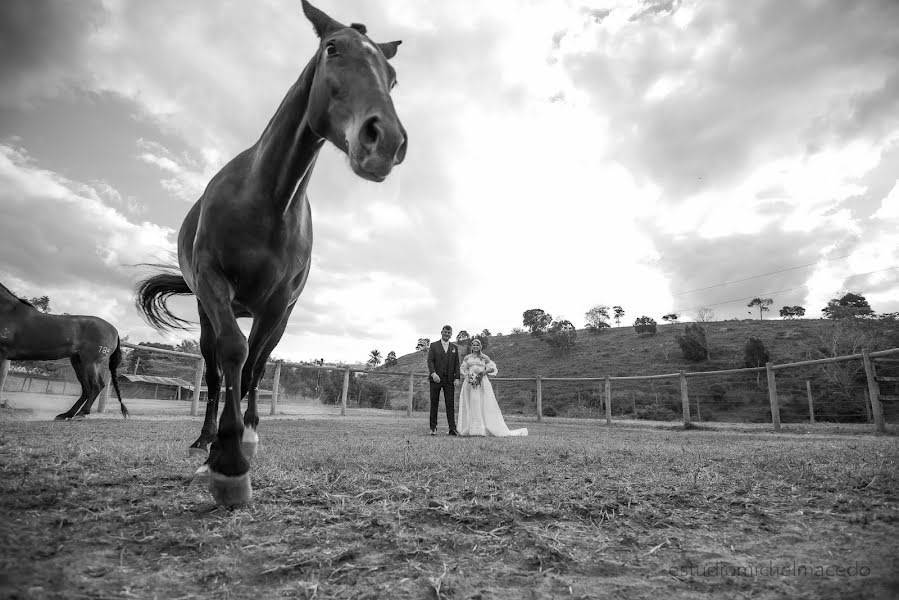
<box><xmin>119</xmin><ymin>373</ymin><xmax>271</xmax><ymax>394</ymax></box>
<box><xmin>121</xmin><ymin>374</ymin><xmax>194</xmax><ymax>388</ymax></box>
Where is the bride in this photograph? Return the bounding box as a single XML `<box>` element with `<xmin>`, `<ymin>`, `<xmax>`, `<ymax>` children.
<box><xmin>457</xmin><ymin>338</ymin><xmax>528</xmax><ymax>437</ymax></box>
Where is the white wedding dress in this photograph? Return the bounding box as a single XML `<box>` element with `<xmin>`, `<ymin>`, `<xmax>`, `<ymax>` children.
<box><xmin>457</xmin><ymin>353</ymin><xmax>528</xmax><ymax>437</ymax></box>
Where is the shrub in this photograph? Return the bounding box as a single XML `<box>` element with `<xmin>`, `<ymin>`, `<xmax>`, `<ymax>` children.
<box><xmin>633</xmin><ymin>316</ymin><xmax>658</xmax><ymax>335</ymax></box>
<box><xmin>542</xmin><ymin>405</ymin><xmax>558</xmax><ymax>417</ymax></box>
<box><xmin>676</xmin><ymin>324</ymin><xmax>708</xmax><ymax>361</ymax></box>
<box><xmin>543</xmin><ymin>319</ymin><xmax>577</xmax><ymax>354</ymax></box>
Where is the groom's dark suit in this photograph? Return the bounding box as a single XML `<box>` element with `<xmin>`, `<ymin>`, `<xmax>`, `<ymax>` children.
<box><xmin>427</xmin><ymin>339</ymin><xmax>461</xmax><ymax>433</ymax></box>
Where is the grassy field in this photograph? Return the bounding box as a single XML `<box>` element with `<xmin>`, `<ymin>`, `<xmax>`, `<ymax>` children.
<box><xmin>1</xmin><ymin>405</ymin><xmax>897</xmax><ymax>600</ymax></box>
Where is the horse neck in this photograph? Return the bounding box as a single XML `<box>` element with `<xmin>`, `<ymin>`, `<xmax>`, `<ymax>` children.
<box><xmin>0</xmin><ymin>283</ymin><xmax>21</xmax><ymax>307</ymax></box>
<box><xmin>250</xmin><ymin>55</ymin><xmax>325</xmax><ymax>214</ymax></box>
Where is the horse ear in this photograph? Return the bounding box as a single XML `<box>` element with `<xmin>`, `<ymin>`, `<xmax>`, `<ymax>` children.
<box><xmin>378</xmin><ymin>40</ymin><xmax>402</xmax><ymax>59</ymax></box>
<box><xmin>301</xmin><ymin>0</ymin><xmax>344</xmax><ymax>38</ymax></box>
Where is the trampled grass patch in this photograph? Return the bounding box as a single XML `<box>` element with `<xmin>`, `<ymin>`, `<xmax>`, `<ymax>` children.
<box><xmin>0</xmin><ymin>413</ymin><xmax>897</xmax><ymax>599</ymax></box>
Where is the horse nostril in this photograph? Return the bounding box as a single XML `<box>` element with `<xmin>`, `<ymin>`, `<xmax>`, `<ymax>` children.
<box><xmin>360</xmin><ymin>116</ymin><xmax>382</xmax><ymax>149</ymax></box>
<box><xmin>395</xmin><ymin>134</ymin><xmax>408</xmax><ymax>164</ymax></box>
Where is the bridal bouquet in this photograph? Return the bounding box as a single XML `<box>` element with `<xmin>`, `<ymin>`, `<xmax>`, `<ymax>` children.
<box><xmin>468</xmin><ymin>371</ymin><xmax>484</xmax><ymax>388</ymax></box>
<box><xmin>467</xmin><ymin>365</ymin><xmax>486</xmax><ymax>388</ymax></box>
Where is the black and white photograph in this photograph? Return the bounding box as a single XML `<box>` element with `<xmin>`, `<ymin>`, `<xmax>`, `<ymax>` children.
<box><xmin>1</xmin><ymin>0</ymin><xmax>897</xmax><ymax>598</ymax></box>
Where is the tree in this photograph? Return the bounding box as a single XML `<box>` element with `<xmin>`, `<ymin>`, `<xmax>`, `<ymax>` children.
<box><xmin>695</xmin><ymin>307</ymin><xmax>715</xmax><ymax>322</ymax></box>
<box><xmin>747</xmin><ymin>297</ymin><xmax>774</xmax><ymax>320</ymax></box>
<box><xmin>416</xmin><ymin>338</ymin><xmax>430</xmax><ymax>352</ymax></box>
<box><xmin>676</xmin><ymin>324</ymin><xmax>708</xmax><ymax>361</ymax></box>
<box><xmin>692</xmin><ymin>307</ymin><xmax>715</xmax><ymax>358</ymax></box>
<box><xmin>612</xmin><ymin>306</ymin><xmax>625</xmax><ymax>327</ymax></box>
<box><xmin>384</xmin><ymin>351</ymin><xmax>398</xmax><ymax>368</ymax></box>
<box><xmin>543</xmin><ymin>319</ymin><xmax>577</xmax><ymax>355</ymax></box>
<box><xmin>28</xmin><ymin>295</ymin><xmax>51</xmax><ymax>313</ymax></box>
<box><xmin>822</xmin><ymin>292</ymin><xmax>874</xmax><ymax>320</ymax></box>
<box><xmin>522</xmin><ymin>309</ymin><xmax>553</xmax><ymax>336</ymax></box>
<box><xmin>456</xmin><ymin>330</ymin><xmax>470</xmax><ymax>344</ymax></box>
<box><xmin>367</xmin><ymin>349</ymin><xmax>382</xmax><ymax>368</ymax></box>
<box><xmin>779</xmin><ymin>305</ymin><xmax>806</xmax><ymax>319</ymax></box>
<box><xmin>178</xmin><ymin>339</ymin><xmax>200</xmax><ymax>354</ymax></box>
<box><xmin>584</xmin><ymin>305</ymin><xmax>610</xmax><ymax>332</ymax></box>
<box><xmin>511</xmin><ymin>327</ymin><xmax>526</xmax><ymax>335</ymax></box>
<box><xmin>661</xmin><ymin>313</ymin><xmax>679</xmax><ymax>324</ymax></box>
<box><xmin>476</xmin><ymin>329</ymin><xmax>491</xmax><ymax>350</ymax></box>
<box><xmin>743</xmin><ymin>337</ymin><xmax>769</xmax><ymax>386</ymax></box>
<box><xmin>633</xmin><ymin>316</ymin><xmax>657</xmax><ymax>335</ymax></box>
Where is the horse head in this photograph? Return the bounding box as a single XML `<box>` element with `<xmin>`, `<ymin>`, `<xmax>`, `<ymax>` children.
<box><xmin>302</xmin><ymin>0</ymin><xmax>407</xmax><ymax>182</ymax></box>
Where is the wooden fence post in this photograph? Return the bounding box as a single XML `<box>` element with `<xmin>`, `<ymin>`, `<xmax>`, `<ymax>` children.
<box><xmin>806</xmin><ymin>380</ymin><xmax>815</xmax><ymax>424</ymax></box>
<box><xmin>604</xmin><ymin>376</ymin><xmax>612</xmax><ymax>426</ymax></box>
<box><xmin>269</xmin><ymin>359</ymin><xmax>282</xmax><ymax>416</ymax></box>
<box><xmin>0</xmin><ymin>359</ymin><xmax>9</xmax><ymax>398</ymax></box>
<box><xmin>407</xmin><ymin>370</ymin><xmax>414</xmax><ymax>417</ymax></box>
<box><xmin>695</xmin><ymin>397</ymin><xmax>702</xmax><ymax>421</ymax></box>
<box><xmin>679</xmin><ymin>370</ymin><xmax>691</xmax><ymax>425</ymax></box>
<box><xmin>191</xmin><ymin>357</ymin><xmax>205</xmax><ymax>417</ymax></box>
<box><xmin>631</xmin><ymin>392</ymin><xmax>637</xmax><ymax>416</ymax></box>
<box><xmin>863</xmin><ymin>388</ymin><xmax>873</xmax><ymax>423</ymax></box>
<box><xmin>766</xmin><ymin>362</ymin><xmax>781</xmax><ymax>432</ymax></box>
<box><xmin>340</xmin><ymin>367</ymin><xmax>350</xmax><ymax>416</ymax></box>
<box><xmin>862</xmin><ymin>349</ymin><xmax>886</xmax><ymax>433</ymax></box>
<box><xmin>535</xmin><ymin>377</ymin><xmax>542</xmax><ymax>422</ymax></box>
<box><xmin>97</xmin><ymin>382</ymin><xmax>110</xmax><ymax>414</ymax></box>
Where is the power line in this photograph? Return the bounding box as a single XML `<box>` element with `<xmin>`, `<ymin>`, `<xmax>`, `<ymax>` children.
<box><xmin>672</xmin><ymin>265</ymin><xmax>899</xmax><ymax>315</ymax></box>
<box><xmin>672</xmin><ymin>254</ymin><xmax>852</xmax><ymax>296</ymax></box>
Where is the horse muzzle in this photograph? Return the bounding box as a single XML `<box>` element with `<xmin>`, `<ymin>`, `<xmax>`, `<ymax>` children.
<box><xmin>350</xmin><ymin>114</ymin><xmax>407</xmax><ymax>182</ymax></box>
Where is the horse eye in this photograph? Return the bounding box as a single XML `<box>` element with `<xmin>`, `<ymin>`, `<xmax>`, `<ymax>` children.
<box><xmin>391</xmin><ymin>80</ymin><xmax>398</xmax><ymax>90</ymax></box>
<box><xmin>325</xmin><ymin>43</ymin><xmax>338</xmax><ymax>57</ymax></box>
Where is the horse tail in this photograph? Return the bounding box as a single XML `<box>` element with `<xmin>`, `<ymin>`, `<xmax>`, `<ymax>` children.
<box><xmin>108</xmin><ymin>338</ymin><xmax>129</xmax><ymax>418</ymax></box>
<box><xmin>135</xmin><ymin>265</ymin><xmax>195</xmax><ymax>331</ymax></box>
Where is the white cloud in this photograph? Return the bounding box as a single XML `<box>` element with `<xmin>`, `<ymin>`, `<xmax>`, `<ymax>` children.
<box><xmin>0</xmin><ymin>144</ymin><xmax>174</xmax><ymax>323</ymax></box>
<box><xmin>2</xmin><ymin>0</ymin><xmax>898</xmax><ymax>362</ymax></box>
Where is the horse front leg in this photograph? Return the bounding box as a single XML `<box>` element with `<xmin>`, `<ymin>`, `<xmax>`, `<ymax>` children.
<box><xmin>239</xmin><ymin>303</ymin><xmax>293</xmax><ymax>459</ymax></box>
<box><xmin>195</xmin><ymin>278</ymin><xmax>251</xmax><ymax>508</ymax></box>
<box><xmin>189</xmin><ymin>304</ymin><xmax>221</xmax><ymax>457</ymax></box>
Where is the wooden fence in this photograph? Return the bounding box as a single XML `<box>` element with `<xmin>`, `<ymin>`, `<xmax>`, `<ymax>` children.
<box><xmin>1</xmin><ymin>343</ymin><xmax>896</xmax><ymax>433</ymax></box>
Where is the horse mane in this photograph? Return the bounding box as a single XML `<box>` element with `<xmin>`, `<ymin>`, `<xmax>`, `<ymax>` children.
<box><xmin>350</xmin><ymin>22</ymin><xmax>367</xmax><ymax>35</ymax></box>
<box><xmin>0</xmin><ymin>281</ymin><xmax>35</xmax><ymax>308</ymax></box>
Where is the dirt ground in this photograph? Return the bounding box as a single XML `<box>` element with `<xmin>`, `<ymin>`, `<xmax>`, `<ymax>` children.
<box><xmin>0</xmin><ymin>395</ymin><xmax>897</xmax><ymax>599</ymax></box>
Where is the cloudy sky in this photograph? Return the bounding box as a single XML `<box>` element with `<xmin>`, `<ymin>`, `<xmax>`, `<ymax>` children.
<box><xmin>1</xmin><ymin>0</ymin><xmax>898</xmax><ymax>364</ymax></box>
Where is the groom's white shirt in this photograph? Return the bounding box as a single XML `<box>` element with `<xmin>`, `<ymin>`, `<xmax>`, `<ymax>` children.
<box><xmin>441</xmin><ymin>340</ymin><xmax>449</xmax><ymax>353</ymax></box>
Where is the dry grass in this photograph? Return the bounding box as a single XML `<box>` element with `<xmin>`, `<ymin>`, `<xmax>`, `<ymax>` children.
<box><xmin>0</xmin><ymin>411</ymin><xmax>897</xmax><ymax>599</ymax></box>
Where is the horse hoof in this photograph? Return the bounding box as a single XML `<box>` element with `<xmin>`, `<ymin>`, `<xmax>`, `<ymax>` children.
<box><xmin>72</xmin><ymin>414</ymin><xmax>87</xmax><ymax>421</ymax></box>
<box><xmin>187</xmin><ymin>446</ymin><xmax>208</xmax><ymax>458</ymax></box>
<box><xmin>241</xmin><ymin>428</ymin><xmax>259</xmax><ymax>459</ymax></box>
<box><xmin>189</xmin><ymin>464</ymin><xmax>210</xmax><ymax>487</ymax></box>
<box><xmin>54</xmin><ymin>414</ymin><xmax>70</xmax><ymax>421</ymax></box>
<box><xmin>208</xmin><ymin>470</ymin><xmax>252</xmax><ymax>508</ymax></box>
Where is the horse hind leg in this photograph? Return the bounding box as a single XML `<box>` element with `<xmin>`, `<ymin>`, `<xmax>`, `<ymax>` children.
<box><xmin>189</xmin><ymin>303</ymin><xmax>221</xmax><ymax>457</ymax></box>
<box><xmin>239</xmin><ymin>302</ymin><xmax>294</xmax><ymax>459</ymax></box>
<box><xmin>56</xmin><ymin>356</ymin><xmax>88</xmax><ymax>421</ymax></box>
<box><xmin>75</xmin><ymin>363</ymin><xmax>105</xmax><ymax>418</ymax></box>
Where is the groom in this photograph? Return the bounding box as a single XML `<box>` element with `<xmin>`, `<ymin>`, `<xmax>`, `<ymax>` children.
<box><xmin>427</xmin><ymin>324</ymin><xmax>461</xmax><ymax>435</ymax></box>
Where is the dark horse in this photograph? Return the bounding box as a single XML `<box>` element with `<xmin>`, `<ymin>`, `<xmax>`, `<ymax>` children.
<box><xmin>0</xmin><ymin>282</ymin><xmax>128</xmax><ymax>420</ymax></box>
<box><xmin>135</xmin><ymin>1</ymin><xmax>406</xmax><ymax>507</ymax></box>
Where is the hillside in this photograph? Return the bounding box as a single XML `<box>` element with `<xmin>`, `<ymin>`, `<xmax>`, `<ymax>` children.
<box><xmin>369</xmin><ymin>319</ymin><xmax>899</xmax><ymax>424</ymax></box>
